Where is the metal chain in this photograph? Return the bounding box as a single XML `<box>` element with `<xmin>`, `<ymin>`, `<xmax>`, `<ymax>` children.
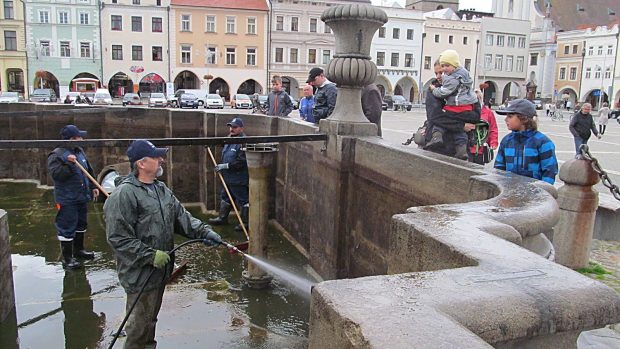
<box><xmin>580</xmin><ymin>144</ymin><xmax>620</xmax><ymax>200</ymax></box>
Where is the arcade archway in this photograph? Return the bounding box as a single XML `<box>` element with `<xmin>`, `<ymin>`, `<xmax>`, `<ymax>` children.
<box><xmin>209</xmin><ymin>77</ymin><xmax>230</xmax><ymax>100</ymax></box>
<box><xmin>237</xmin><ymin>79</ymin><xmax>263</xmax><ymax>96</ymax></box>
<box><xmin>282</xmin><ymin>76</ymin><xmax>299</xmax><ymax>98</ymax></box>
<box><xmin>174</xmin><ymin>70</ymin><xmax>200</xmax><ymax>90</ymax></box>
<box><xmin>583</xmin><ymin>89</ymin><xmax>608</xmax><ymax>110</ymax></box>
<box><xmin>70</xmin><ymin>72</ymin><xmax>100</xmax><ymax>93</ymax></box>
<box><xmin>108</xmin><ymin>72</ymin><xmax>133</xmax><ymax>97</ymax></box>
<box><xmin>139</xmin><ymin>73</ymin><xmax>165</xmax><ymax>96</ymax></box>
<box><xmin>33</xmin><ymin>70</ymin><xmax>59</xmax><ymax>97</ymax></box>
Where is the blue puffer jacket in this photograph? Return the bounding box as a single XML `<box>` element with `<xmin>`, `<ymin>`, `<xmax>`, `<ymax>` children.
<box><xmin>47</xmin><ymin>147</ymin><xmax>95</xmax><ymax>204</ymax></box>
<box><xmin>494</xmin><ymin>129</ymin><xmax>558</xmax><ymax>184</ymax></box>
<box><xmin>220</xmin><ymin>133</ymin><xmax>249</xmax><ymax>186</ymax></box>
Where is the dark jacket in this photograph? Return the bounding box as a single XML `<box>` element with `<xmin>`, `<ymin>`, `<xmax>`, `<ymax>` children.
<box><xmin>221</xmin><ymin>132</ymin><xmax>249</xmax><ymax>186</ymax></box>
<box><xmin>47</xmin><ymin>147</ymin><xmax>95</xmax><ymax>205</ymax></box>
<box><xmin>312</xmin><ymin>81</ymin><xmax>337</xmax><ymax>122</ymax></box>
<box><xmin>361</xmin><ymin>84</ymin><xmax>383</xmax><ymax>136</ymax></box>
<box><xmin>104</xmin><ymin>173</ymin><xmax>215</xmax><ymax>293</ymax></box>
<box><xmin>569</xmin><ymin>111</ymin><xmax>598</xmax><ymax>140</ymax></box>
<box><xmin>266</xmin><ymin>90</ymin><xmax>293</xmax><ymax>117</ymax></box>
<box><xmin>494</xmin><ymin>129</ymin><xmax>558</xmax><ymax>184</ymax></box>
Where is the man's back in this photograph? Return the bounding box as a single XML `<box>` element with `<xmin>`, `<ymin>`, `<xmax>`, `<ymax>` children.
<box><xmin>313</xmin><ymin>82</ymin><xmax>337</xmax><ymax>122</ymax></box>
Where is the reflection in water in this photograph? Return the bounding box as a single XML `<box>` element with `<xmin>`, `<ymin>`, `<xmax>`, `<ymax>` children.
<box><xmin>61</xmin><ymin>269</ymin><xmax>106</xmax><ymax>349</ymax></box>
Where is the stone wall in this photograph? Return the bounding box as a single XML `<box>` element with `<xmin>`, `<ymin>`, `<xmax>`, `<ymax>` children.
<box><xmin>0</xmin><ymin>209</ymin><xmax>15</xmax><ymax>323</ymax></box>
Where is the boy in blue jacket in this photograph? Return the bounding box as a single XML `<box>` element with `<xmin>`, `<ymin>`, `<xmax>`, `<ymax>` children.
<box><xmin>495</xmin><ymin>99</ymin><xmax>558</xmax><ymax>184</ymax></box>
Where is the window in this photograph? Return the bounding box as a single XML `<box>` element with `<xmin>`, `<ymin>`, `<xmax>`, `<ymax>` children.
<box><xmin>111</xmin><ymin>15</ymin><xmax>122</xmax><ymax>31</ymax></box>
<box><xmin>276</xmin><ymin>16</ymin><xmax>283</xmax><ymax>31</ymax></box>
<box><xmin>448</xmin><ymin>35</ymin><xmax>453</xmax><ymax>44</ymax></box>
<box><xmin>181</xmin><ymin>14</ymin><xmax>190</xmax><ymax>32</ymax></box>
<box><xmin>424</xmin><ymin>56</ymin><xmax>431</xmax><ymax>69</ymax></box>
<box><xmin>585</xmin><ymin>67</ymin><xmax>591</xmax><ymax>79</ymax></box>
<box><xmin>486</xmin><ymin>34</ymin><xmax>493</xmax><ymax>46</ymax></box>
<box><xmin>391</xmin><ymin>52</ymin><xmax>399</xmax><ymax>67</ymax></box>
<box><xmin>131</xmin><ymin>16</ymin><xmax>142</xmax><ymax>32</ymax></box>
<box><xmin>378</xmin><ymin>27</ymin><xmax>385</xmax><ymax>38</ymax></box>
<box><xmin>132</xmin><ymin>45</ymin><xmax>142</xmax><ymax>60</ymax></box>
<box><xmin>156</xmin><ymin>0</ymin><xmax>160</xmax><ymax>5</ymax></box>
<box><xmin>407</xmin><ymin>29</ymin><xmax>413</xmax><ymax>40</ymax></box>
<box><xmin>463</xmin><ymin>37</ymin><xmax>468</xmax><ymax>45</ymax></box>
<box><xmin>247</xmin><ymin>17</ymin><xmax>256</xmax><ymax>34</ymax></box>
<box><xmin>405</xmin><ymin>53</ymin><xmax>413</xmax><ymax>68</ymax></box>
<box><xmin>322</xmin><ymin>50</ymin><xmax>331</xmax><ymax>64</ymax></box>
<box><xmin>226</xmin><ymin>16</ymin><xmax>235</xmax><ymax>33</ymax></box>
<box><xmin>80</xmin><ymin>42</ymin><xmax>90</xmax><ymax>58</ymax></box>
<box><xmin>559</xmin><ymin>67</ymin><xmax>566</xmax><ymax>80</ymax></box>
<box><xmin>310</xmin><ymin>18</ymin><xmax>317</xmax><ymax>33</ymax></box>
<box><xmin>377</xmin><ymin>52</ymin><xmax>385</xmax><ymax>66</ymax></box>
<box><xmin>112</xmin><ymin>45</ymin><xmax>122</xmax><ymax>60</ymax></box>
<box><xmin>3</xmin><ymin>1</ymin><xmax>14</xmax><ymax>19</ymax></box>
<box><xmin>290</xmin><ymin>48</ymin><xmax>298</xmax><ymax>64</ymax></box>
<box><xmin>308</xmin><ymin>49</ymin><xmax>316</xmax><ymax>64</ymax></box>
<box><xmin>392</xmin><ymin>28</ymin><xmax>399</xmax><ymax>39</ymax></box>
<box><xmin>484</xmin><ymin>54</ymin><xmax>492</xmax><ymax>69</ymax></box>
<box><xmin>564</xmin><ymin>45</ymin><xmax>569</xmax><ymax>54</ymax></box>
<box><xmin>40</xmin><ymin>40</ymin><xmax>50</xmax><ymax>56</ymax></box>
<box><xmin>569</xmin><ymin>67</ymin><xmax>577</xmax><ymax>80</ymax></box>
<box><xmin>181</xmin><ymin>45</ymin><xmax>191</xmax><ymax>63</ymax></box>
<box><xmin>507</xmin><ymin>36</ymin><xmax>515</xmax><ymax>47</ymax></box>
<box><xmin>132</xmin><ymin>0</ymin><xmax>139</xmax><ymax>4</ymax></box>
<box><xmin>324</xmin><ymin>24</ymin><xmax>330</xmax><ymax>34</ymax></box>
<box><xmin>291</xmin><ymin>17</ymin><xmax>298</xmax><ymax>32</ymax></box>
<box><xmin>39</xmin><ymin>10</ymin><xmax>49</xmax><ymax>23</ymax></box>
<box><xmin>588</xmin><ymin>46</ymin><xmax>593</xmax><ymax>55</ymax></box>
<box><xmin>275</xmin><ymin>47</ymin><xmax>283</xmax><ymax>63</ymax></box>
<box><xmin>594</xmin><ymin>66</ymin><xmax>601</xmax><ymax>79</ymax></box>
<box><xmin>7</xmin><ymin>69</ymin><xmax>23</xmax><ymax>92</ymax></box>
<box><xmin>206</xmin><ymin>46</ymin><xmax>216</xmax><ymax>64</ymax></box>
<box><xmin>496</xmin><ymin>35</ymin><xmax>504</xmax><ymax>46</ymax></box>
<box><xmin>226</xmin><ymin>47</ymin><xmax>235</xmax><ymax>65</ymax></box>
<box><xmin>247</xmin><ymin>47</ymin><xmax>256</xmax><ymax>65</ymax></box>
<box><xmin>608</xmin><ymin>45</ymin><xmax>614</xmax><ymax>55</ymax></box>
<box><xmin>58</xmin><ymin>11</ymin><xmax>69</xmax><ymax>24</ymax></box>
<box><xmin>152</xmin><ymin>46</ymin><xmax>163</xmax><ymax>61</ymax></box>
<box><xmin>529</xmin><ymin>53</ymin><xmax>538</xmax><ymax>66</ymax></box>
<box><xmin>434</xmin><ymin>34</ymin><xmax>439</xmax><ymax>43</ymax></box>
<box><xmin>464</xmin><ymin>58</ymin><xmax>471</xmax><ymax>71</ymax></box>
<box><xmin>206</xmin><ymin>16</ymin><xmax>215</xmax><ymax>32</ymax></box>
<box><xmin>597</xmin><ymin>46</ymin><xmax>603</xmax><ymax>55</ymax></box>
<box><xmin>518</xmin><ymin>37</ymin><xmax>525</xmax><ymax>48</ymax></box>
<box><xmin>516</xmin><ymin>56</ymin><xmax>524</xmax><ymax>72</ymax></box>
<box><xmin>605</xmin><ymin>67</ymin><xmax>611</xmax><ymax>79</ymax></box>
<box><xmin>60</xmin><ymin>41</ymin><xmax>70</xmax><ymax>57</ymax></box>
<box><xmin>4</xmin><ymin>30</ymin><xmax>16</xmax><ymax>50</ymax></box>
<box><xmin>506</xmin><ymin>55</ymin><xmax>513</xmax><ymax>71</ymax></box>
<box><xmin>494</xmin><ymin>55</ymin><xmax>503</xmax><ymax>70</ymax></box>
<box><xmin>79</xmin><ymin>13</ymin><xmax>89</xmax><ymax>25</ymax></box>
<box><xmin>152</xmin><ymin>17</ymin><xmax>162</xmax><ymax>32</ymax></box>
<box><xmin>572</xmin><ymin>45</ymin><xmax>578</xmax><ymax>54</ymax></box>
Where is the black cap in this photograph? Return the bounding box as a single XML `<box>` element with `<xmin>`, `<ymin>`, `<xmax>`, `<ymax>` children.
<box><xmin>60</xmin><ymin>125</ymin><xmax>87</xmax><ymax>140</ymax></box>
<box><xmin>127</xmin><ymin>139</ymin><xmax>168</xmax><ymax>163</ymax></box>
<box><xmin>495</xmin><ymin>99</ymin><xmax>537</xmax><ymax>117</ymax></box>
<box><xmin>306</xmin><ymin>67</ymin><xmax>324</xmax><ymax>83</ymax></box>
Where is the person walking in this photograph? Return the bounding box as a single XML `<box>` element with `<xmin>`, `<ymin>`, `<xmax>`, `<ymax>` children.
<box><xmin>569</xmin><ymin>103</ymin><xmax>601</xmax><ymax>158</ymax></box>
<box><xmin>299</xmin><ymin>84</ymin><xmax>315</xmax><ymax>123</ymax></box>
<box><xmin>208</xmin><ymin>117</ymin><xmax>249</xmax><ymax>231</ymax></box>
<box><xmin>598</xmin><ymin>102</ymin><xmax>610</xmax><ymax>135</ymax></box>
<box><xmin>47</xmin><ymin>125</ymin><xmax>99</xmax><ymax>270</ymax></box>
<box><xmin>307</xmin><ymin>67</ymin><xmax>337</xmax><ymax>122</ymax></box>
<box><xmin>104</xmin><ymin>139</ymin><xmax>222</xmax><ymax>349</ymax></box>
<box><xmin>265</xmin><ymin>75</ymin><xmax>293</xmax><ymax>117</ymax></box>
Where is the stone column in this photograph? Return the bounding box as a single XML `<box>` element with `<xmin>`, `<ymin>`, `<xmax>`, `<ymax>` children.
<box><xmin>0</xmin><ymin>209</ymin><xmax>16</xmax><ymax>323</ymax></box>
<box><xmin>319</xmin><ymin>4</ymin><xmax>388</xmax><ymax>136</ymax></box>
<box><xmin>553</xmin><ymin>159</ymin><xmax>600</xmax><ymax>269</ymax></box>
<box><xmin>242</xmin><ymin>144</ymin><xmax>277</xmax><ymax>288</ymax></box>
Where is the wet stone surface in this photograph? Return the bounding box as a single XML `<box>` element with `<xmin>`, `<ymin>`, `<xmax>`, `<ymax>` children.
<box><xmin>0</xmin><ymin>181</ymin><xmax>311</xmax><ymax>349</ymax></box>
<box><xmin>588</xmin><ymin>239</ymin><xmax>620</xmax><ymax>293</ymax></box>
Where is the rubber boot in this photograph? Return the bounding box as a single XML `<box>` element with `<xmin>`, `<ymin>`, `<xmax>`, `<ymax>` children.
<box><xmin>61</xmin><ymin>241</ymin><xmax>82</xmax><ymax>270</ymax></box>
<box><xmin>234</xmin><ymin>205</ymin><xmax>249</xmax><ymax>232</ymax></box>
<box><xmin>73</xmin><ymin>232</ymin><xmax>95</xmax><ymax>259</ymax></box>
<box><xmin>208</xmin><ymin>200</ymin><xmax>232</xmax><ymax>225</ymax></box>
<box><xmin>454</xmin><ymin>144</ymin><xmax>468</xmax><ymax>160</ymax></box>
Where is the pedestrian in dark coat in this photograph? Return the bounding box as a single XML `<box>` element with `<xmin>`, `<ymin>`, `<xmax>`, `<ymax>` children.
<box><xmin>265</xmin><ymin>75</ymin><xmax>294</xmax><ymax>117</ymax></box>
<box><xmin>569</xmin><ymin>103</ymin><xmax>601</xmax><ymax>157</ymax></box>
<box><xmin>307</xmin><ymin>67</ymin><xmax>337</xmax><ymax>122</ymax></box>
<box><xmin>361</xmin><ymin>84</ymin><xmax>383</xmax><ymax>136</ymax></box>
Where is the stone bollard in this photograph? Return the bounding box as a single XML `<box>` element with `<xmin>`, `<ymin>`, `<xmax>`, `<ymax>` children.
<box><xmin>0</xmin><ymin>209</ymin><xmax>16</xmax><ymax>323</ymax></box>
<box><xmin>553</xmin><ymin>159</ymin><xmax>600</xmax><ymax>269</ymax></box>
<box><xmin>242</xmin><ymin>144</ymin><xmax>278</xmax><ymax>288</ymax></box>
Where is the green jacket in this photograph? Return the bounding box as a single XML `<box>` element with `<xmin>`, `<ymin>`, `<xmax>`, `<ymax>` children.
<box><xmin>104</xmin><ymin>173</ymin><xmax>214</xmax><ymax>294</ymax></box>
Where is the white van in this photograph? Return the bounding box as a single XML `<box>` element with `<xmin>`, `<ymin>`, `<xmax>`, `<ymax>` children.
<box><xmin>93</xmin><ymin>89</ymin><xmax>113</xmax><ymax>105</ymax></box>
<box><xmin>176</xmin><ymin>89</ymin><xmax>208</xmax><ymax>106</ymax></box>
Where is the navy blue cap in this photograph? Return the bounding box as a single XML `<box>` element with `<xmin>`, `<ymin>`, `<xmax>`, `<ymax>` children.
<box><xmin>227</xmin><ymin>118</ymin><xmax>244</xmax><ymax>127</ymax></box>
<box><xmin>127</xmin><ymin>139</ymin><xmax>168</xmax><ymax>163</ymax></box>
<box><xmin>306</xmin><ymin>67</ymin><xmax>324</xmax><ymax>83</ymax></box>
<box><xmin>60</xmin><ymin>125</ymin><xmax>87</xmax><ymax>140</ymax></box>
<box><xmin>496</xmin><ymin>99</ymin><xmax>536</xmax><ymax>117</ymax></box>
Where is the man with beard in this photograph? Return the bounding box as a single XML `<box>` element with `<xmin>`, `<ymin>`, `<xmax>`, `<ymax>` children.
<box><xmin>208</xmin><ymin>117</ymin><xmax>249</xmax><ymax>231</ymax></box>
<box><xmin>104</xmin><ymin>139</ymin><xmax>222</xmax><ymax>349</ymax></box>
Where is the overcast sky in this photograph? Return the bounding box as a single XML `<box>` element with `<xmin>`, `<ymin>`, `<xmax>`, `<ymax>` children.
<box><xmin>371</xmin><ymin>0</ymin><xmax>493</xmax><ymax>12</ymax></box>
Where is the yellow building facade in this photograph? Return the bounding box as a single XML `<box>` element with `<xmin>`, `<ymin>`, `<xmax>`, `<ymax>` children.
<box><xmin>0</xmin><ymin>0</ymin><xmax>28</xmax><ymax>96</ymax></box>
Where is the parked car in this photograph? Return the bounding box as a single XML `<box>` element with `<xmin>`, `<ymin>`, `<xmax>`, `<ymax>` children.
<box><xmin>392</xmin><ymin>95</ymin><xmax>412</xmax><ymax>111</ymax></box>
<box><xmin>381</xmin><ymin>100</ymin><xmax>388</xmax><ymax>111</ymax></box>
<box><xmin>230</xmin><ymin>94</ymin><xmax>252</xmax><ymax>109</ymax></box>
<box><xmin>0</xmin><ymin>91</ymin><xmax>20</xmax><ymax>103</ymax></box>
<box><xmin>532</xmin><ymin>99</ymin><xmax>543</xmax><ymax>110</ymax></box>
<box><xmin>178</xmin><ymin>93</ymin><xmax>199</xmax><ymax>108</ymax></box>
<box><xmin>122</xmin><ymin>93</ymin><xmax>142</xmax><ymax>106</ymax></box>
<box><xmin>258</xmin><ymin>95</ymin><xmax>268</xmax><ymax>108</ymax></box>
<box><xmin>148</xmin><ymin>93</ymin><xmax>167</xmax><ymax>107</ymax></box>
<box><xmin>93</xmin><ymin>89</ymin><xmax>113</xmax><ymax>105</ymax></box>
<box><xmin>29</xmin><ymin>88</ymin><xmax>57</xmax><ymax>102</ymax></box>
<box><xmin>205</xmin><ymin>94</ymin><xmax>224</xmax><ymax>109</ymax></box>
<box><xmin>289</xmin><ymin>95</ymin><xmax>299</xmax><ymax>110</ymax></box>
<box><xmin>175</xmin><ymin>89</ymin><xmax>208</xmax><ymax>106</ymax></box>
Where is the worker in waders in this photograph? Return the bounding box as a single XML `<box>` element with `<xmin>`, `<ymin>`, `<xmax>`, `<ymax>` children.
<box><xmin>47</xmin><ymin>125</ymin><xmax>99</xmax><ymax>270</ymax></box>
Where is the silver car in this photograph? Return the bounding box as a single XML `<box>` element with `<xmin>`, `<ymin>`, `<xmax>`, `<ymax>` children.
<box><xmin>0</xmin><ymin>91</ymin><xmax>20</xmax><ymax>103</ymax></box>
<box><xmin>148</xmin><ymin>93</ymin><xmax>167</xmax><ymax>107</ymax></box>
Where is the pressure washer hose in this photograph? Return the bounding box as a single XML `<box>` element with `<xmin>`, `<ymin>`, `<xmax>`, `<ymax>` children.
<box><xmin>107</xmin><ymin>238</ymin><xmax>236</xmax><ymax>349</ymax></box>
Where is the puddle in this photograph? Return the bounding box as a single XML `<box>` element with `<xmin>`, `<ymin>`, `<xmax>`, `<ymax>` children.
<box><xmin>0</xmin><ymin>181</ymin><xmax>310</xmax><ymax>348</ymax></box>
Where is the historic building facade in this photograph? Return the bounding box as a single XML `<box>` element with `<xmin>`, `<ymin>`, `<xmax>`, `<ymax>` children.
<box><xmin>1</xmin><ymin>0</ymin><xmax>28</xmax><ymax>97</ymax></box>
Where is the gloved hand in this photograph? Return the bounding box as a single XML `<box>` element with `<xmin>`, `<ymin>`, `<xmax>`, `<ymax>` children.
<box><xmin>203</xmin><ymin>230</ymin><xmax>222</xmax><ymax>246</ymax></box>
<box><xmin>214</xmin><ymin>163</ymin><xmax>229</xmax><ymax>172</ymax></box>
<box><xmin>153</xmin><ymin>250</ymin><xmax>170</xmax><ymax>269</ymax></box>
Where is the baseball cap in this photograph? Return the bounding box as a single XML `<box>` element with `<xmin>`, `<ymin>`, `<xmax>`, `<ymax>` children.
<box><xmin>495</xmin><ymin>99</ymin><xmax>536</xmax><ymax>117</ymax></box>
<box><xmin>306</xmin><ymin>67</ymin><xmax>324</xmax><ymax>83</ymax></box>
<box><xmin>227</xmin><ymin>117</ymin><xmax>244</xmax><ymax>128</ymax></box>
<box><xmin>60</xmin><ymin>125</ymin><xmax>87</xmax><ymax>140</ymax></box>
<box><xmin>127</xmin><ymin>139</ymin><xmax>168</xmax><ymax>163</ymax></box>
